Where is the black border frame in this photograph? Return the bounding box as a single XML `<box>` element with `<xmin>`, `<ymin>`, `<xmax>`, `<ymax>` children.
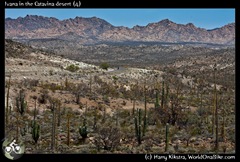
<box><xmin>1</xmin><ymin>1</ymin><xmax>238</xmax><ymax>161</ymax></box>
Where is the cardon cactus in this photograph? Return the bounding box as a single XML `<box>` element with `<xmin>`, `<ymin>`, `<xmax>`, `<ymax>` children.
<box><xmin>134</xmin><ymin>109</ymin><xmax>142</xmax><ymax>144</ymax></box>
<box><xmin>79</xmin><ymin>118</ymin><xmax>88</xmax><ymax>139</ymax></box>
<box><xmin>161</xmin><ymin>81</ymin><xmax>165</xmax><ymax>109</ymax></box>
<box><xmin>214</xmin><ymin>67</ymin><xmax>219</xmax><ymax>152</ymax></box>
<box><xmin>32</xmin><ymin>121</ymin><xmax>40</xmax><ymax>144</ymax></box>
<box><xmin>16</xmin><ymin>89</ymin><xmax>27</xmax><ymax>115</ymax></box>
<box><xmin>165</xmin><ymin>123</ymin><xmax>169</xmax><ymax>152</ymax></box>
<box><xmin>155</xmin><ymin>90</ymin><xmax>160</xmax><ymax>108</ymax></box>
<box><xmin>6</xmin><ymin>75</ymin><xmax>11</xmax><ymax>126</ymax></box>
<box><xmin>134</xmin><ymin>108</ymin><xmax>147</xmax><ymax>145</ymax></box>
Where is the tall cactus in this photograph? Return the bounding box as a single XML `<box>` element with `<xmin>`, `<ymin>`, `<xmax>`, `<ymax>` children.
<box><xmin>67</xmin><ymin>114</ymin><xmax>70</xmax><ymax>146</ymax></box>
<box><xmin>132</xmin><ymin>98</ymin><xmax>136</xmax><ymax>116</ymax></box>
<box><xmin>85</xmin><ymin>101</ymin><xmax>88</xmax><ymax>114</ymax></box>
<box><xmin>143</xmin><ymin>83</ymin><xmax>147</xmax><ymax>136</ymax></box>
<box><xmin>79</xmin><ymin>118</ymin><xmax>88</xmax><ymax>139</ymax></box>
<box><xmin>57</xmin><ymin>101</ymin><xmax>61</xmax><ymax>127</ymax></box>
<box><xmin>134</xmin><ymin>108</ymin><xmax>142</xmax><ymax>145</ymax></box>
<box><xmin>31</xmin><ymin>96</ymin><xmax>40</xmax><ymax>144</ymax></box>
<box><xmin>16</xmin><ymin>112</ymin><xmax>19</xmax><ymax>142</ymax></box>
<box><xmin>16</xmin><ymin>89</ymin><xmax>27</xmax><ymax>116</ymax></box>
<box><xmin>176</xmin><ymin>84</ymin><xmax>180</xmax><ymax>105</ymax></box>
<box><xmin>115</xmin><ymin>107</ymin><xmax>119</xmax><ymax>127</ymax></box>
<box><xmin>206</xmin><ymin>105</ymin><xmax>209</xmax><ymax>124</ymax></box>
<box><xmin>155</xmin><ymin>89</ymin><xmax>160</xmax><ymax>108</ymax></box>
<box><xmin>165</xmin><ymin>123</ymin><xmax>169</xmax><ymax>152</ymax></box>
<box><xmin>49</xmin><ymin>98</ymin><xmax>57</xmax><ymax>151</ymax></box>
<box><xmin>161</xmin><ymin>81</ymin><xmax>165</xmax><ymax>109</ymax></box>
<box><xmin>221</xmin><ymin>104</ymin><xmax>226</xmax><ymax>142</ymax></box>
<box><xmin>134</xmin><ymin>108</ymin><xmax>147</xmax><ymax>145</ymax></box>
<box><xmin>166</xmin><ymin>83</ymin><xmax>169</xmax><ymax>103</ymax></box>
<box><xmin>170</xmin><ymin>83</ymin><xmax>181</xmax><ymax>126</ymax></box>
<box><xmin>75</xmin><ymin>91</ymin><xmax>80</xmax><ymax>104</ymax></box>
<box><xmin>143</xmin><ymin>112</ymin><xmax>147</xmax><ymax>137</ymax></box>
<box><xmin>32</xmin><ymin>120</ymin><xmax>40</xmax><ymax>144</ymax></box>
<box><xmin>65</xmin><ymin>77</ymin><xmax>68</xmax><ymax>89</ymax></box>
<box><xmin>93</xmin><ymin>108</ymin><xmax>97</xmax><ymax>130</ymax></box>
<box><xmin>66</xmin><ymin>112</ymin><xmax>74</xmax><ymax>146</ymax></box>
<box><xmin>5</xmin><ymin>75</ymin><xmax>11</xmax><ymax>127</ymax></box>
<box><xmin>89</xmin><ymin>75</ymin><xmax>92</xmax><ymax>95</ymax></box>
<box><xmin>79</xmin><ymin>102</ymin><xmax>88</xmax><ymax>139</ymax></box>
<box><xmin>214</xmin><ymin>67</ymin><xmax>219</xmax><ymax>151</ymax></box>
<box><xmin>212</xmin><ymin>94</ymin><xmax>215</xmax><ymax>136</ymax></box>
<box><xmin>32</xmin><ymin>96</ymin><xmax>37</xmax><ymax>121</ymax></box>
<box><xmin>102</xmin><ymin>106</ymin><xmax>106</xmax><ymax>123</ymax></box>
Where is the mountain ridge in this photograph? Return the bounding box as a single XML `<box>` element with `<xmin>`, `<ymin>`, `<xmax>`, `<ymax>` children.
<box><xmin>5</xmin><ymin>15</ymin><xmax>235</xmax><ymax>45</ymax></box>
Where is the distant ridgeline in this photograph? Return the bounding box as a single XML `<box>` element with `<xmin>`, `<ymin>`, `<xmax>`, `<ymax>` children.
<box><xmin>5</xmin><ymin>15</ymin><xmax>235</xmax><ymax>46</ymax></box>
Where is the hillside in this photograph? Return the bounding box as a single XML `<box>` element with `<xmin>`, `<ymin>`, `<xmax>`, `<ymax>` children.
<box><xmin>5</xmin><ymin>39</ymin><xmax>235</xmax><ymax>154</ymax></box>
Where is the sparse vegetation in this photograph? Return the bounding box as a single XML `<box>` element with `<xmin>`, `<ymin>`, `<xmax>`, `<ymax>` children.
<box><xmin>4</xmin><ymin>39</ymin><xmax>235</xmax><ymax>154</ymax></box>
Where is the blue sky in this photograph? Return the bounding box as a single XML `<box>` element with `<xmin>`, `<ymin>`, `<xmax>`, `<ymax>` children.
<box><xmin>5</xmin><ymin>9</ymin><xmax>235</xmax><ymax>29</ymax></box>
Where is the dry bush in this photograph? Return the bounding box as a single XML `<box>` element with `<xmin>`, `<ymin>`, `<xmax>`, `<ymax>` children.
<box><xmin>38</xmin><ymin>89</ymin><xmax>49</xmax><ymax>104</ymax></box>
<box><xmin>93</xmin><ymin>123</ymin><xmax>122</xmax><ymax>151</ymax></box>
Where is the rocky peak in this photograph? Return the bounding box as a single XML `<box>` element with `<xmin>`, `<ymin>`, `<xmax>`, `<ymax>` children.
<box><xmin>158</xmin><ymin>19</ymin><xmax>175</xmax><ymax>25</ymax></box>
<box><xmin>186</xmin><ymin>23</ymin><xmax>196</xmax><ymax>28</ymax></box>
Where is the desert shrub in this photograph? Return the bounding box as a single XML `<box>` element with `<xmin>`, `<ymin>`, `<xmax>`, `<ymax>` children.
<box><xmin>49</xmin><ymin>70</ymin><xmax>54</xmax><ymax>76</ymax></box>
<box><xmin>196</xmin><ymin>106</ymin><xmax>210</xmax><ymax>117</ymax></box>
<box><xmin>65</xmin><ymin>64</ymin><xmax>79</xmax><ymax>72</ymax></box>
<box><xmin>103</xmin><ymin>95</ymin><xmax>110</xmax><ymax>104</ymax></box>
<box><xmin>22</xmin><ymin>78</ymin><xmax>39</xmax><ymax>88</ymax></box>
<box><xmin>41</xmin><ymin>82</ymin><xmax>62</xmax><ymax>92</ymax></box>
<box><xmin>112</xmin><ymin>75</ymin><xmax>118</xmax><ymax>81</ymax></box>
<box><xmin>100</xmin><ymin>62</ymin><xmax>109</xmax><ymax>70</ymax></box>
<box><xmin>38</xmin><ymin>89</ymin><xmax>49</xmax><ymax>104</ymax></box>
<box><xmin>118</xmin><ymin>109</ymin><xmax>130</xmax><ymax>118</ymax></box>
<box><xmin>93</xmin><ymin>123</ymin><xmax>122</xmax><ymax>151</ymax></box>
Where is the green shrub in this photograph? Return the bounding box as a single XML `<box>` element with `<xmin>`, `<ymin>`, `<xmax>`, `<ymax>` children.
<box><xmin>112</xmin><ymin>75</ymin><xmax>118</xmax><ymax>80</ymax></box>
<box><xmin>65</xmin><ymin>64</ymin><xmax>79</xmax><ymax>72</ymax></box>
<box><xmin>100</xmin><ymin>62</ymin><xmax>109</xmax><ymax>70</ymax></box>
